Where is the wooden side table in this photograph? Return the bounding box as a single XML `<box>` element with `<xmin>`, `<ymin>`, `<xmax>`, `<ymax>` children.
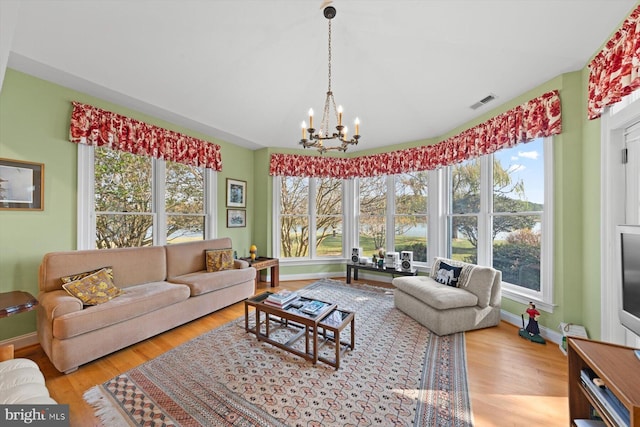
<box><xmin>0</xmin><ymin>291</ymin><xmax>39</xmax><ymax>361</ymax></box>
<box><xmin>240</xmin><ymin>256</ymin><xmax>279</xmax><ymax>292</ymax></box>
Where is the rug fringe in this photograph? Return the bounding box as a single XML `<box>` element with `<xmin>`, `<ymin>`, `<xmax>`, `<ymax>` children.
<box><xmin>83</xmin><ymin>386</ymin><xmax>132</xmax><ymax>427</ymax></box>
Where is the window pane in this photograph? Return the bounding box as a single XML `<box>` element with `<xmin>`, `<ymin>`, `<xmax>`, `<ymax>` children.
<box><xmin>493</xmin><ymin>215</ymin><xmax>541</xmax><ymax>291</ymax></box>
<box><xmin>96</xmin><ymin>213</ymin><xmax>153</xmax><ymax>248</ymax></box>
<box><xmin>315</xmin><ymin>178</ymin><xmax>343</xmax><ymax>257</ymax></box>
<box><xmin>451</xmin><ymin>158</ymin><xmax>480</xmax><ymax>214</ymax></box>
<box><xmin>395</xmin><ymin>216</ymin><xmax>427</xmax><ymax>262</ymax></box>
<box><xmin>395</xmin><ymin>172</ymin><xmax>428</xmax><ymax>261</ymax></box>
<box><xmin>167</xmin><ymin>215</ymin><xmax>204</xmax><ymax>243</ymax></box>
<box><xmin>280</xmin><ymin>215</ymin><xmax>309</xmax><ymax>258</ymax></box>
<box><xmin>281</xmin><ymin>177</ymin><xmax>308</xmax><ymax>215</ymax></box>
<box><xmin>395</xmin><ymin>172</ymin><xmax>428</xmax><ymax>215</ymax></box>
<box><xmin>95</xmin><ymin>147</ymin><xmax>152</xmax><ymax>213</ymax></box>
<box><xmin>359</xmin><ymin>176</ymin><xmax>386</xmax><ymax>254</ymax></box>
<box><xmin>166</xmin><ymin>162</ymin><xmax>204</xmax><ymax>214</ymax></box>
<box><xmin>449</xmin><ymin>216</ymin><xmax>477</xmax><ymax>263</ymax></box>
<box><xmin>166</xmin><ymin>162</ymin><xmax>204</xmax><ymax>243</ymax></box>
<box><xmin>493</xmin><ymin>138</ymin><xmax>544</xmax><ymax>212</ymax></box>
<box><xmin>316</xmin><ymin>219</ymin><xmax>342</xmax><ymax>256</ymax></box>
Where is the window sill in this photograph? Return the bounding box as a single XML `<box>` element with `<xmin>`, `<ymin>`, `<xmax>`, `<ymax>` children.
<box><xmin>502</xmin><ymin>286</ymin><xmax>555</xmax><ymax>313</ymax></box>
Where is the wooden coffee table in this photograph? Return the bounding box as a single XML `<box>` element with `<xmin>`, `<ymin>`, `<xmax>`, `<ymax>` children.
<box><xmin>240</xmin><ymin>256</ymin><xmax>279</xmax><ymax>292</ymax></box>
<box><xmin>245</xmin><ymin>292</ymin><xmax>353</xmax><ymax>368</ymax></box>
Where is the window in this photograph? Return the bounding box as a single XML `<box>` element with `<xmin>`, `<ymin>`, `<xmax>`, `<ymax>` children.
<box><xmin>446</xmin><ymin>137</ymin><xmax>552</xmax><ymax>306</ymax></box>
<box><xmin>278</xmin><ymin>176</ymin><xmax>344</xmax><ymax>259</ymax></box>
<box><xmin>358</xmin><ymin>176</ymin><xmax>387</xmax><ymax>256</ymax></box>
<box><xmin>394</xmin><ymin>172</ymin><xmax>428</xmax><ymax>262</ymax></box>
<box><xmin>80</xmin><ymin>146</ymin><xmax>215</xmax><ymax>249</ymax></box>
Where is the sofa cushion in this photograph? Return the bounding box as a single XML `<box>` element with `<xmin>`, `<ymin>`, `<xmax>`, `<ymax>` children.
<box><xmin>463</xmin><ymin>265</ymin><xmax>498</xmax><ymax>308</ymax></box>
<box><xmin>62</xmin><ymin>268</ymin><xmax>122</xmax><ymax>305</ymax></box>
<box><xmin>392</xmin><ymin>276</ymin><xmax>478</xmax><ymax>310</ymax></box>
<box><xmin>206</xmin><ymin>248</ymin><xmax>234</xmax><ymax>272</ymax></box>
<box><xmin>52</xmin><ymin>281</ymin><xmax>190</xmax><ymax>339</ymax></box>
<box><xmin>169</xmin><ymin>268</ymin><xmax>256</xmax><ymax>296</ymax></box>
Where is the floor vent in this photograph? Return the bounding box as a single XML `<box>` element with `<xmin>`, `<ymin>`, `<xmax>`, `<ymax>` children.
<box><xmin>470</xmin><ymin>94</ymin><xmax>497</xmax><ymax>110</ymax></box>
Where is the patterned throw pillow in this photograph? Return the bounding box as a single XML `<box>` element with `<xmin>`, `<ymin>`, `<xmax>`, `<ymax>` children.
<box><xmin>62</xmin><ymin>268</ymin><xmax>122</xmax><ymax>305</ymax></box>
<box><xmin>206</xmin><ymin>248</ymin><xmax>234</xmax><ymax>272</ymax></box>
<box><xmin>61</xmin><ymin>267</ymin><xmax>113</xmax><ymax>284</ymax></box>
<box><xmin>434</xmin><ymin>261</ymin><xmax>463</xmax><ymax>287</ymax></box>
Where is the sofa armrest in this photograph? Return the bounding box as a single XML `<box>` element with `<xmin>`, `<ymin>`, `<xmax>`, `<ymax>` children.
<box><xmin>234</xmin><ymin>259</ymin><xmax>250</xmax><ymax>269</ymax></box>
<box><xmin>38</xmin><ymin>290</ymin><xmax>83</xmax><ymax>321</ymax></box>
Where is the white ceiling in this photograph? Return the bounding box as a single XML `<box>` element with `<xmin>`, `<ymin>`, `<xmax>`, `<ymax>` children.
<box><xmin>4</xmin><ymin>0</ymin><xmax>638</xmax><ymax>152</ymax></box>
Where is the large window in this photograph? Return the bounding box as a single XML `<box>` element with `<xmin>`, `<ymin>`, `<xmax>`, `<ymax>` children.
<box><xmin>278</xmin><ymin>176</ymin><xmax>344</xmax><ymax>259</ymax></box>
<box><xmin>80</xmin><ymin>146</ymin><xmax>214</xmax><ymax>249</ymax></box>
<box><xmin>447</xmin><ymin>137</ymin><xmax>551</xmax><ymax>302</ymax></box>
<box><xmin>358</xmin><ymin>176</ymin><xmax>387</xmax><ymax>257</ymax></box>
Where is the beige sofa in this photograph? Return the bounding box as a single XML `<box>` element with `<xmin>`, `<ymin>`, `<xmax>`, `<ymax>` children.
<box><xmin>392</xmin><ymin>257</ymin><xmax>501</xmax><ymax>336</ymax></box>
<box><xmin>37</xmin><ymin>238</ymin><xmax>255</xmax><ymax>373</ymax></box>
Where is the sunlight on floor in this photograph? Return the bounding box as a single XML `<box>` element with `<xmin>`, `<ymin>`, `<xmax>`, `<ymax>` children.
<box><xmin>472</xmin><ymin>394</ymin><xmax>568</xmax><ymax>427</ymax></box>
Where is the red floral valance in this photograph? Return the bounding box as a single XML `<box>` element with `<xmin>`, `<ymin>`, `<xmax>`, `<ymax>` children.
<box><xmin>69</xmin><ymin>101</ymin><xmax>222</xmax><ymax>170</ymax></box>
<box><xmin>588</xmin><ymin>5</ymin><xmax>640</xmax><ymax>119</ymax></box>
<box><xmin>270</xmin><ymin>90</ymin><xmax>561</xmax><ymax>178</ymax></box>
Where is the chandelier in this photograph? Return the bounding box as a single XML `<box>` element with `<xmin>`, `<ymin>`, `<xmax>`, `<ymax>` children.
<box><xmin>299</xmin><ymin>6</ymin><xmax>360</xmax><ymax>154</ymax></box>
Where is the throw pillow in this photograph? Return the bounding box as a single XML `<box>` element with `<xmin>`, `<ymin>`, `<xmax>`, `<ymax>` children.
<box><xmin>60</xmin><ymin>266</ymin><xmax>113</xmax><ymax>284</ymax></box>
<box><xmin>62</xmin><ymin>268</ymin><xmax>122</xmax><ymax>305</ymax></box>
<box><xmin>435</xmin><ymin>261</ymin><xmax>463</xmax><ymax>287</ymax></box>
<box><xmin>206</xmin><ymin>248</ymin><xmax>234</xmax><ymax>272</ymax></box>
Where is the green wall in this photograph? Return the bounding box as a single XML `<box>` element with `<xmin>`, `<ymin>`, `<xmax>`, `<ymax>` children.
<box><xmin>0</xmin><ymin>57</ymin><xmax>609</xmax><ymax>342</ymax></box>
<box><xmin>0</xmin><ymin>69</ymin><xmax>256</xmax><ymax>341</ymax></box>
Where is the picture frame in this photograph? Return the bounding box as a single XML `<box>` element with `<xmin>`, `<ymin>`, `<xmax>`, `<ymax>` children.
<box><xmin>0</xmin><ymin>158</ymin><xmax>44</xmax><ymax>211</ymax></box>
<box><xmin>226</xmin><ymin>178</ymin><xmax>246</xmax><ymax>208</ymax></box>
<box><xmin>227</xmin><ymin>209</ymin><xmax>246</xmax><ymax>228</ymax></box>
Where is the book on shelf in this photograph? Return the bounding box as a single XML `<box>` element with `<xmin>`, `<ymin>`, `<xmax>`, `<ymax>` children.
<box><xmin>579</xmin><ymin>368</ymin><xmax>630</xmax><ymax>426</ymax></box>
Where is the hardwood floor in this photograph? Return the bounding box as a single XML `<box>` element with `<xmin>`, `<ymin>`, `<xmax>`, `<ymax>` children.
<box><xmin>16</xmin><ymin>278</ymin><xmax>568</xmax><ymax>426</ymax></box>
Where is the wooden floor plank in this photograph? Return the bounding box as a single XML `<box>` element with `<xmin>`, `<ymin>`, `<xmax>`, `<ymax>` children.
<box><xmin>16</xmin><ymin>278</ymin><xmax>568</xmax><ymax>426</ymax></box>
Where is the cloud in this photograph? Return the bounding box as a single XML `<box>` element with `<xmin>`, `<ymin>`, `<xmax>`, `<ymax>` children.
<box><xmin>518</xmin><ymin>150</ymin><xmax>539</xmax><ymax>160</ymax></box>
<box><xmin>510</xmin><ymin>156</ymin><xmax>519</xmax><ymax>161</ymax></box>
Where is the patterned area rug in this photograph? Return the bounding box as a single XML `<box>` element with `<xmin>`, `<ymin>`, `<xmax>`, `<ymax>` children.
<box><xmin>84</xmin><ymin>279</ymin><xmax>473</xmax><ymax>426</ymax></box>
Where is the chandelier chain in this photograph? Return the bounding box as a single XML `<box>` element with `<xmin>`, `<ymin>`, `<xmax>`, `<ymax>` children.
<box><xmin>327</xmin><ymin>19</ymin><xmax>332</xmax><ymax>93</ymax></box>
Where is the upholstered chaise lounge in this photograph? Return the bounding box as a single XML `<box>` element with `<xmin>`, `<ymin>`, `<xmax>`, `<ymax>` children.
<box><xmin>392</xmin><ymin>257</ymin><xmax>502</xmax><ymax>335</ymax></box>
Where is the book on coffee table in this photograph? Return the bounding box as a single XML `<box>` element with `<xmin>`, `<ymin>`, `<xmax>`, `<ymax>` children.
<box><xmin>300</xmin><ymin>300</ymin><xmax>327</xmax><ymax>315</ymax></box>
<box><xmin>265</xmin><ymin>290</ymin><xmax>298</xmax><ymax>307</ymax></box>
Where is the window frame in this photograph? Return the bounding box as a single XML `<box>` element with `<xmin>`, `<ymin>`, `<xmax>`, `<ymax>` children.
<box><xmin>77</xmin><ymin>144</ymin><xmax>217</xmax><ymax>249</ymax></box>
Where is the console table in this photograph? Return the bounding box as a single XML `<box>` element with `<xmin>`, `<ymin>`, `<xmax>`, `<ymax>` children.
<box><xmin>241</xmin><ymin>256</ymin><xmax>279</xmax><ymax>291</ymax></box>
<box><xmin>0</xmin><ymin>291</ymin><xmax>38</xmax><ymax>360</ymax></box>
<box><xmin>346</xmin><ymin>263</ymin><xmax>418</xmax><ymax>284</ymax></box>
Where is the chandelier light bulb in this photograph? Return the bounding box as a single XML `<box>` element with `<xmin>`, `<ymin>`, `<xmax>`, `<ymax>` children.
<box><xmin>308</xmin><ymin>109</ymin><xmax>314</xmax><ymax>129</ymax></box>
<box><xmin>354</xmin><ymin>117</ymin><xmax>360</xmax><ymax>135</ymax></box>
<box><xmin>301</xmin><ymin>121</ymin><xmax>307</xmax><ymax>139</ymax></box>
<box><xmin>338</xmin><ymin>105</ymin><xmax>343</xmax><ymax>126</ymax></box>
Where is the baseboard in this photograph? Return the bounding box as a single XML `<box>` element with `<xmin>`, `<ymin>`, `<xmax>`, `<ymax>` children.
<box><xmin>0</xmin><ymin>332</ymin><xmax>39</xmax><ymax>351</ymax></box>
<box><xmin>280</xmin><ymin>272</ymin><xmax>344</xmax><ymax>282</ymax></box>
<box><xmin>500</xmin><ymin>310</ymin><xmax>562</xmax><ymax>345</ymax></box>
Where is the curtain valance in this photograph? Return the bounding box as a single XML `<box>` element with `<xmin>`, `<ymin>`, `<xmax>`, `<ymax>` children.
<box><xmin>588</xmin><ymin>5</ymin><xmax>640</xmax><ymax>120</ymax></box>
<box><xmin>69</xmin><ymin>102</ymin><xmax>222</xmax><ymax>170</ymax></box>
<box><xmin>270</xmin><ymin>90</ymin><xmax>561</xmax><ymax>179</ymax></box>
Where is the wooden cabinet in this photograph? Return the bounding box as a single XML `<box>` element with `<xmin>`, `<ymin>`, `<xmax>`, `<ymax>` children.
<box><xmin>568</xmin><ymin>337</ymin><xmax>640</xmax><ymax>426</ymax></box>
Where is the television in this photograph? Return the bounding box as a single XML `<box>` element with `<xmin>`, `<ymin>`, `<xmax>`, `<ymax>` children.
<box><xmin>618</xmin><ymin>225</ymin><xmax>640</xmax><ymax>337</ymax></box>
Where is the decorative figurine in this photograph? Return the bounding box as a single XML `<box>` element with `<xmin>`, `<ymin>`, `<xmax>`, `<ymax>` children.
<box><xmin>518</xmin><ymin>302</ymin><xmax>546</xmax><ymax>344</ymax></box>
<box><xmin>250</xmin><ymin>244</ymin><xmax>257</xmax><ymax>261</ymax></box>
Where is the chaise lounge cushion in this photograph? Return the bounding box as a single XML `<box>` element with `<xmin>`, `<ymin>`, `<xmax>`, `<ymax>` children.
<box><xmin>52</xmin><ymin>281</ymin><xmax>190</xmax><ymax>339</ymax></box>
<box><xmin>393</xmin><ymin>276</ymin><xmax>478</xmax><ymax>310</ymax></box>
<box><xmin>0</xmin><ymin>358</ymin><xmax>56</xmax><ymax>404</ymax></box>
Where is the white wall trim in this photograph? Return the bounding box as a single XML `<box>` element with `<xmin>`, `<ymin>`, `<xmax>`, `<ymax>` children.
<box><xmin>0</xmin><ymin>332</ymin><xmax>39</xmax><ymax>351</ymax></box>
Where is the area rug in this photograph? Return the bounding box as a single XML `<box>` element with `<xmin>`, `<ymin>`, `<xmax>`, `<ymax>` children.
<box><xmin>84</xmin><ymin>279</ymin><xmax>473</xmax><ymax>426</ymax></box>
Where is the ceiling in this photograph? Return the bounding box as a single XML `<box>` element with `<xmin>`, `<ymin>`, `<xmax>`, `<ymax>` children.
<box><xmin>5</xmin><ymin>0</ymin><xmax>638</xmax><ymax>153</ymax></box>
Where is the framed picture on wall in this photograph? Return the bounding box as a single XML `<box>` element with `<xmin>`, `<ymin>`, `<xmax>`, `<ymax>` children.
<box><xmin>227</xmin><ymin>209</ymin><xmax>246</xmax><ymax>228</ymax></box>
<box><xmin>226</xmin><ymin>178</ymin><xmax>246</xmax><ymax>208</ymax></box>
<box><xmin>0</xmin><ymin>158</ymin><xmax>44</xmax><ymax>211</ymax></box>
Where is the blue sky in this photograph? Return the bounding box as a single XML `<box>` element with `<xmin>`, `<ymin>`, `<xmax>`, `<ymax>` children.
<box><xmin>494</xmin><ymin>138</ymin><xmax>544</xmax><ymax>204</ymax></box>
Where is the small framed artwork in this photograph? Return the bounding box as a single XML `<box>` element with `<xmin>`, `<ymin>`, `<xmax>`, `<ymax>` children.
<box><xmin>226</xmin><ymin>178</ymin><xmax>246</xmax><ymax>208</ymax></box>
<box><xmin>0</xmin><ymin>158</ymin><xmax>44</xmax><ymax>211</ymax></box>
<box><xmin>227</xmin><ymin>209</ymin><xmax>246</xmax><ymax>228</ymax></box>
